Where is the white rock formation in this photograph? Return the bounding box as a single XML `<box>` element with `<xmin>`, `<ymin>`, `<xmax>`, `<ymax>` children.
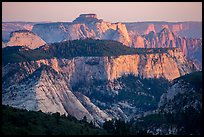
<box><xmin>7</xmin><ymin>30</ymin><xmax>46</xmax><ymax>49</ymax></box>
<box><xmin>2</xmin><ymin>65</ymin><xmax>94</xmax><ymax>122</ymax></box>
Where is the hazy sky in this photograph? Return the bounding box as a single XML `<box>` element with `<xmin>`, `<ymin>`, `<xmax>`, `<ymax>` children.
<box><xmin>2</xmin><ymin>2</ymin><xmax>202</xmax><ymax>22</ymax></box>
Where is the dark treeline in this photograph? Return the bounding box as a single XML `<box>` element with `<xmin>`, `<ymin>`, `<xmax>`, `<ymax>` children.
<box><xmin>2</xmin><ymin>105</ymin><xmax>107</xmax><ymax>135</ymax></box>
<box><xmin>3</xmin><ymin>38</ymin><xmax>178</xmax><ymax>66</ymax></box>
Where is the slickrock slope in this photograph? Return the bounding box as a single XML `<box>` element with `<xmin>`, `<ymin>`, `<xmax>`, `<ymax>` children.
<box><xmin>32</xmin><ymin>14</ymin><xmax>131</xmax><ymax>46</ymax></box>
<box><xmin>75</xmin><ymin>92</ymin><xmax>112</xmax><ymax>125</ymax></box>
<box><xmin>6</xmin><ymin>30</ymin><xmax>46</xmax><ymax>49</ymax></box>
<box><xmin>2</xmin><ymin>65</ymin><xmax>96</xmax><ymax>122</ymax></box>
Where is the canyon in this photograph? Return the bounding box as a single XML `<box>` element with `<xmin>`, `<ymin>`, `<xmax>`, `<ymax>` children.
<box><xmin>2</xmin><ymin>39</ymin><xmax>196</xmax><ymax>125</ymax></box>
<box><xmin>2</xmin><ymin>14</ymin><xmax>202</xmax><ymax>130</ymax></box>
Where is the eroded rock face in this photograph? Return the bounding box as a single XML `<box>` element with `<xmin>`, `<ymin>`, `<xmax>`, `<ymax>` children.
<box><xmin>6</xmin><ymin>30</ymin><xmax>46</xmax><ymax>49</ymax></box>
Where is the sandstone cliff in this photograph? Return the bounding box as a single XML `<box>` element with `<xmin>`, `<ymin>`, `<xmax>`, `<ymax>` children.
<box><xmin>2</xmin><ymin>48</ymin><xmax>194</xmax><ymax>90</ymax></box>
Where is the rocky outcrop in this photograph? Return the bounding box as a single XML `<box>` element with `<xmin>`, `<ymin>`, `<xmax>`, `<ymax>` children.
<box><xmin>6</xmin><ymin>30</ymin><xmax>46</xmax><ymax>49</ymax></box>
<box><xmin>144</xmin><ymin>31</ymin><xmax>159</xmax><ymax>48</ymax></box>
<box><xmin>172</xmin><ymin>24</ymin><xmax>183</xmax><ymax>36</ymax></box>
<box><xmin>125</xmin><ymin>22</ymin><xmax>202</xmax><ymax>69</ymax></box>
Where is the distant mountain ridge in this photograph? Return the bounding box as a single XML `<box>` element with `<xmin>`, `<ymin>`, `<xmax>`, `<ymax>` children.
<box><xmin>3</xmin><ymin>14</ymin><xmax>200</xmax><ymax>69</ymax></box>
<box><xmin>2</xmin><ymin>14</ymin><xmax>202</xmax><ymax>70</ymax></box>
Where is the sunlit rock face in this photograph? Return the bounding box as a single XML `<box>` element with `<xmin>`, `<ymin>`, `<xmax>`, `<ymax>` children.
<box><xmin>3</xmin><ymin>20</ymin><xmax>201</xmax><ymax>65</ymax></box>
<box><xmin>125</xmin><ymin>22</ymin><xmax>202</xmax><ymax>70</ymax></box>
<box><xmin>127</xmin><ymin>26</ymin><xmax>202</xmax><ymax>69</ymax></box>
<box><xmin>32</xmin><ymin>14</ymin><xmax>131</xmax><ymax>46</ymax></box>
<box><xmin>2</xmin><ymin>48</ymin><xmax>194</xmax><ymax>91</ymax></box>
<box><xmin>6</xmin><ymin>30</ymin><xmax>46</xmax><ymax>49</ymax></box>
